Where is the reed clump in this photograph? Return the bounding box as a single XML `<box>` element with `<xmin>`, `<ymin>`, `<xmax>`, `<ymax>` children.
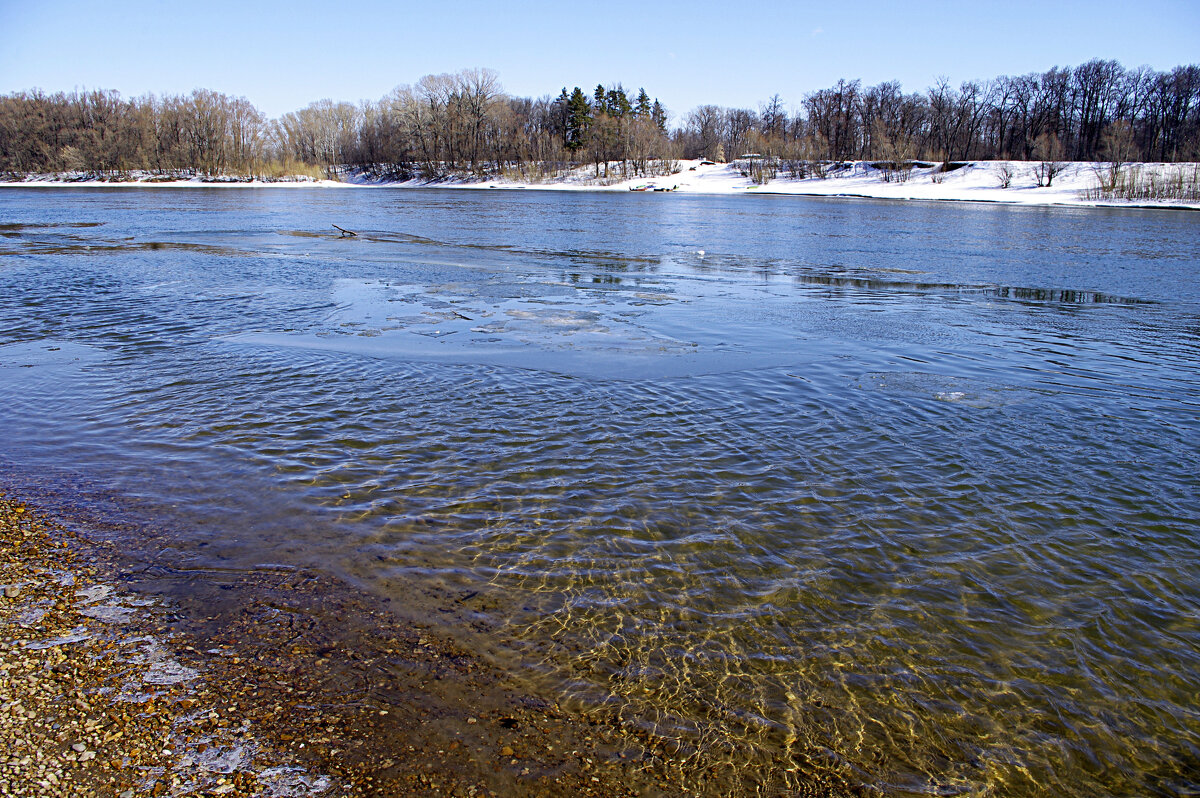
<box><xmin>1082</xmin><ymin>164</ymin><xmax>1200</xmax><ymax>203</ymax></box>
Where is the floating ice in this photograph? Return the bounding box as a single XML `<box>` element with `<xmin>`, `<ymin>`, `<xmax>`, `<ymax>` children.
<box><xmin>863</xmin><ymin>371</ymin><xmax>1040</xmax><ymax>409</ymax></box>
<box><xmin>182</xmin><ymin>742</ymin><xmax>252</xmax><ymax>773</ymax></box>
<box><xmin>81</xmin><ymin>604</ymin><xmax>136</xmax><ymax>624</ymax></box>
<box><xmin>16</xmin><ymin>607</ymin><xmax>47</xmax><ymax>626</ymax></box>
<box><xmin>258</xmin><ymin>766</ymin><xmax>334</xmax><ymax>797</ymax></box>
<box><xmin>24</xmin><ymin>627</ymin><xmax>90</xmax><ymax>649</ymax></box>
<box><xmin>143</xmin><ymin>659</ymin><xmax>201</xmax><ymax>685</ymax></box>
<box><xmin>75</xmin><ymin>585</ymin><xmax>113</xmax><ymax>604</ymax></box>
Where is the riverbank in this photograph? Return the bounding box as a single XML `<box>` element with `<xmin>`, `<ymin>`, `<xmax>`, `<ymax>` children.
<box><xmin>0</xmin><ymin>175</ymin><xmax>352</xmax><ymax>189</ymax></box>
<box><xmin>4</xmin><ymin>160</ymin><xmax>1198</xmax><ymax>209</ymax></box>
<box><xmin>363</xmin><ymin>159</ymin><xmax>1200</xmax><ymax>209</ymax></box>
<box><xmin>0</xmin><ymin>494</ymin><xmax>738</xmax><ymax>798</ymax></box>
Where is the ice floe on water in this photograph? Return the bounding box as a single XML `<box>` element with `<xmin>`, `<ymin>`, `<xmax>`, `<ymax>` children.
<box><xmin>79</xmin><ymin>603</ymin><xmax>138</xmax><ymax>624</ymax></box>
<box><xmin>180</xmin><ymin>740</ymin><xmax>254</xmax><ymax>773</ymax></box>
<box><xmin>0</xmin><ymin>339</ymin><xmax>109</xmax><ymax>369</ymax></box>
<box><xmin>258</xmin><ymin>766</ymin><xmax>334</xmax><ymax>797</ymax></box>
<box><xmin>143</xmin><ymin>658</ymin><xmax>201</xmax><ymax>685</ymax></box>
<box><xmin>23</xmin><ymin>627</ymin><xmax>91</xmax><ymax>649</ymax></box>
<box><xmin>75</xmin><ymin>584</ymin><xmax>113</xmax><ymax>604</ymax></box>
<box><xmin>230</xmin><ymin>275</ymin><xmax>718</xmax><ymax>378</ymax></box>
<box><xmin>862</xmin><ymin>371</ymin><xmax>1043</xmax><ymax>409</ymax></box>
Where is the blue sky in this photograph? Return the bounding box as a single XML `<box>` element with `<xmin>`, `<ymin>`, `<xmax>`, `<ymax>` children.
<box><xmin>1</xmin><ymin>0</ymin><xmax>1196</xmax><ymax>122</ymax></box>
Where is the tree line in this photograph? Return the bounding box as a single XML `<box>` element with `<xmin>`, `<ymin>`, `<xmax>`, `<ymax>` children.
<box><xmin>1</xmin><ymin>60</ymin><xmax>1197</xmax><ymax>181</ymax></box>
<box><xmin>681</xmin><ymin>61</ymin><xmax>1199</xmax><ymax>168</ymax></box>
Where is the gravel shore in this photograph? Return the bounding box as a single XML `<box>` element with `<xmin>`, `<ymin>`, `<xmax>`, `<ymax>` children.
<box><xmin>0</xmin><ymin>495</ymin><xmax>702</xmax><ymax>797</ymax></box>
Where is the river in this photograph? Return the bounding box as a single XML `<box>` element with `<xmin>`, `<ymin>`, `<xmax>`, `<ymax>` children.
<box><xmin>1</xmin><ymin>188</ymin><xmax>1197</xmax><ymax>795</ymax></box>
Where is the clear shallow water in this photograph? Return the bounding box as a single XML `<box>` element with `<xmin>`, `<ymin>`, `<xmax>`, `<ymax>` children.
<box><xmin>1</xmin><ymin>189</ymin><xmax>1199</xmax><ymax>795</ymax></box>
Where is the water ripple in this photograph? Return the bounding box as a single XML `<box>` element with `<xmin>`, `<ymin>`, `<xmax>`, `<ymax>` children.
<box><xmin>1</xmin><ymin>190</ymin><xmax>1198</xmax><ymax>796</ymax></box>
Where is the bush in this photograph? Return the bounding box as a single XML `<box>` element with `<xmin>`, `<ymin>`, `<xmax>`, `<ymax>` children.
<box><xmin>1032</xmin><ymin>160</ymin><xmax>1066</xmax><ymax>187</ymax></box>
<box><xmin>997</xmin><ymin>163</ymin><xmax>1014</xmax><ymax>188</ymax></box>
<box><xmin>870</xmin><ymin>161</ymin><xmax>914</xmax><ymax>183</ymax></box>
<box><xmin>259</xmin><ymin>160</ymin><xmax>328</xmax><ymax>181</ymax></box>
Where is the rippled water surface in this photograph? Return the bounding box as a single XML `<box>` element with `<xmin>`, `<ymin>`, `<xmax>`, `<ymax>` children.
<box><xmin>2</xmin><ymin>189</ymin><xmax>1199</xmax><ymax>795</ymax></box>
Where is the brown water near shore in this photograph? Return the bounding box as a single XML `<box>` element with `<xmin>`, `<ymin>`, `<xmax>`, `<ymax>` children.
<box><xmin>0</xmin><ymin>492</ymin><xmax>855</xmax><ymax>797</ymax></box>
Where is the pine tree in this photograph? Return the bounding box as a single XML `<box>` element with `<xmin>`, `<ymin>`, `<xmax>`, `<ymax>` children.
<box><xmin>607</xmin><ymin>86</ymin><xmax>631</xmax><ymax>118</ymax></box>
<box><xmin>565</xmin><ymin>87</ymin><xmax>591</xmax><ymax>153</ymax></box>
<box><xmin>635</xmin><ymin>89</ymin><xmax>652</xmax><ymax>117</ymax></box>
<box><xmin>651</xmin><ymin>100</ymin><xmax>667</xmax><ymax>133</ymax></box>
<box><xmin>553</xmin><ymin>88</ymin><xmax>571</xmax><ymax>143</ymax></box>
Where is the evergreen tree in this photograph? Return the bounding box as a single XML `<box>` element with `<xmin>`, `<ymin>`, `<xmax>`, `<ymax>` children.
<box><xmin>565</xmin><ymin>87</ymin><xmax>591</xmax><ymax>152</ymax></box>
<box><xmin>607</xmin><ymin>86</ymin><xmax>632</xmax><ymax>117</ymax></box>
<box><xmin>651</xmin><ymin>100</ymin><xmax>667</xmax><ymax>132</ymax></box>
<box><xmin>552</xmin><ymin>88</ymin><xmax>572</xmax><ymax>143</ymax></box>
<box><xmin>635</xmin><ymin>88</ymin><xmax>652</xmax><ymax>116</ymax></box>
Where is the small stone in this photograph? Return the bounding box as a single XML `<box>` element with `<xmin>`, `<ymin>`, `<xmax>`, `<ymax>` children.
<box><xmin>119</xmin><ymin>792</ymin><xmax>134</xmax><ymax>798</ymax></box>
<box><xmin>71</xmin><ymin>743</ymin><xmax>85</xmax><ymax>752</ymax></box>
<box><xmin>500</xmin><ymin>746</ymin><xmax>514</xmax><ymax>757</ymax></box>
<box><xmin>466</xmin><ymin>717</ymin><xmax>478</xmax><ymax>724</ymax></box>
<box><xmin>3</xmin><ymin>585</ymin><xmax>19</xmax><ymax>598</ymax></box>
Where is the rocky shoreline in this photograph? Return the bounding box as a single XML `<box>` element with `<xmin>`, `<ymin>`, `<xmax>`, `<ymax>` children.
<box><xmin>0</xmin><ymin>495</ymin><xmax>707</xmax><ymax>797</ymax></box>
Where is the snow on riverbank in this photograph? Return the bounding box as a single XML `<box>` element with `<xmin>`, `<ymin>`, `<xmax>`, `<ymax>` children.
<box><xmin>4</xmin><ymin>161</ymin><xmax>1198</xmax><ymax>209</ymax></box>
<box><xmin>406</xmin><ymin>159</ymin><xmax>1200</xmax><ymax>209</ymax></box>
<box><xmin>1</xmin><ymin>172</ymin><xmax>352</xmax><ymax>189</ymax></box>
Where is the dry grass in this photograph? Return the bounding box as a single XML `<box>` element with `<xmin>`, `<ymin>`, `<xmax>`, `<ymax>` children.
<box><xmin>1081</xmin><ymin>164</ymin><xmax>1200</xmax><ymax>203</ymax></box>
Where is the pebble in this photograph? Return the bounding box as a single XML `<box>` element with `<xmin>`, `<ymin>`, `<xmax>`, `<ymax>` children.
<box><xmin>0</xmin><ymin>496</ymin><xmax>342</xmax><ymax>798</ymax></box>
<box><xmin>0</xmin><ymin>495</ymin><xmax>690</xmax><ymax>798</ymax></box>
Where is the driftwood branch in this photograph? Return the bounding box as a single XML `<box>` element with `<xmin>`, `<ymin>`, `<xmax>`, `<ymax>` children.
<box><xmin>333</xmin><ymin>224</ymin><xmax>357</xmax><ymax>237</ymax></box>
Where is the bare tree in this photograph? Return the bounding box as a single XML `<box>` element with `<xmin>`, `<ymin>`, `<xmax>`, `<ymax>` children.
<box><xmin>1032</xmin><ymin>132</ymin><xmax>1066</xmax><ymax>186</ymax></box>
<box><xmin>3</xmin><ymin>58</ymin><xmax>1199</xmax><ymax>181</ymax></box>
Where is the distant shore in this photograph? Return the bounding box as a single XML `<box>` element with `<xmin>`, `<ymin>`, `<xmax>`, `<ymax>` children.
<box><xmin>3</xmin><ymin>160</ymin><xmax>1198</xmax><ymax>210</ymax></box>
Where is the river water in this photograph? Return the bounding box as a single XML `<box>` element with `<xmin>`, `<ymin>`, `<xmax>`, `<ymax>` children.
<box><xmin>1</xmin><ymin>188</ymin><xmax>1198</xmax><ymax>795</ymax></box>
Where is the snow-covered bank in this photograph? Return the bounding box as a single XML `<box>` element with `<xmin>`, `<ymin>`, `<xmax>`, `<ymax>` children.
<box><xmin>0</xmin><ymin>172</ymin><xmax>352</xmax><ymax>189</ymax></box>
<box><xmin>5</xmin><ymin>161</ymin><xmax>1198</xmax><ymax>209</ymax></box>
<box><xmin>395</xmin><ymin>159</ymin><xmax>1200</xmax><ymax>209</ymax></box>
